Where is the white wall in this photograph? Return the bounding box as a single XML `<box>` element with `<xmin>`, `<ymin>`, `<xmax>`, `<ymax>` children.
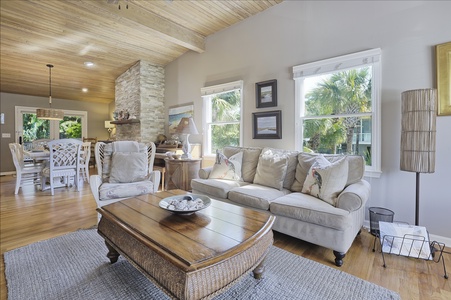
<box><xmin>164</xmin><ymin>1</ymin><xmax>451</xmax><ymax>239</ymax></box>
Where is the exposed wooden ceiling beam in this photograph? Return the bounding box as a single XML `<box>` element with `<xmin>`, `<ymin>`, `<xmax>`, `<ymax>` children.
<box><xmin>79</xmin><ymin>0</ymin><xmax>205</xmax><ymax>53</ymax></box>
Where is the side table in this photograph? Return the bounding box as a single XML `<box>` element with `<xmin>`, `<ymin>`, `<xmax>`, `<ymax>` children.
<box><xmin>165</xmin><ymin>158</ymin><xmax>201</xmax><ymax>191</ymax></box>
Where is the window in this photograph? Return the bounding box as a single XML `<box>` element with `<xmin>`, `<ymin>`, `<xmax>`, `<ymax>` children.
<box><xmin>293</xmin><ymin>49</ymin><xmax>381</xmax><ymax>177</ymax></box>
<box><xmin>201</xmin><ymin>81</ymin><xmax>243</xmax><ymax>156</ymax></box>
<box><xmin>15</xmin><ymin>106</ymin><xmax>88</xmax><ymax>147</ymax></box>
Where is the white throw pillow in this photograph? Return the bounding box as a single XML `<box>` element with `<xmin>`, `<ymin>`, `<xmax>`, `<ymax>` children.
<box><xmin>209</xmin><ymin>151</ymin><xmax>243</xmax><ymax>181</ymax></box>
<box><xmin>301</xmin><ymin>155</ymin><xmax>348</xmax><ymax>206</ymax></box>
<box><xmin>253</xmin><ymin>148</ymin><xmax>288</xmax><ymax>191</ymax></box>
<box><xmin>109</xmin><ymin>152</ymin><xmax>148</xmax><ymax>183</ymax></box>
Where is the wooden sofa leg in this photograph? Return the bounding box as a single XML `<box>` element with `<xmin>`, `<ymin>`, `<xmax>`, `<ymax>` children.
<box><xmin>333</xmin><ymin>251</ymin><xmax>345</xmax><ymax>267</ymax></box>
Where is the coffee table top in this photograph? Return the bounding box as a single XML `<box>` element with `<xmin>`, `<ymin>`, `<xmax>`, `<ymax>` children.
<box><xmin>97</xmin><ymin>190</ymin><xmax>275</xmax><ymax>272</ymax></box>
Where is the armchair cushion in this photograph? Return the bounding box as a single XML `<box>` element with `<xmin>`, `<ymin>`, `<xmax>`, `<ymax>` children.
<box><xmin>109</xmin><ymin>152</ymin><xmax>148</xmax><ymax>183</ymax></box>
<box><xmin>99</xmin><ymin>180</ymin><xmax>155</xmax><ymax>201</ymax></box>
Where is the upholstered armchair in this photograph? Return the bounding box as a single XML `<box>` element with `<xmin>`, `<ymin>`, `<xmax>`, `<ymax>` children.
<box><xmin>90</xmin><ymin>141</ymin><xmax>161</xmax><ymax>208</ymax></box>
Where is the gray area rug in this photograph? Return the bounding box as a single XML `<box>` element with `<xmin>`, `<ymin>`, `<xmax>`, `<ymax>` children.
<box><xmin>4</xmin><ymin>229</ymin><xmax>400</xmax><ymax>300</ymax></box>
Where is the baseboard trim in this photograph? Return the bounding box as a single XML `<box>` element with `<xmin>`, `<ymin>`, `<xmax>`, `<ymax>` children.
<box><xmin>363</xmin><ymin>220</ymin><xmax>451</xmax><ymax>246</ymax></box>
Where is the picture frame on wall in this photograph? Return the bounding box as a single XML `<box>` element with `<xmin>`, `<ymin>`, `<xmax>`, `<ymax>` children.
<box><xmin>256</xmin><ymin>79</ymin><xmax>277</xmax><ymax>108</ymax></box>
<box><xmin>437</xmin><ymin>41</ymin><xmax>451</xmax><ymax>116</ymax></box>
<box><xmin>252</xmin><ymin>110</ymin><xmax>282</xmax><ymax>139</ymax></box>
<box><xmin>168</xmin><ymin>103</ymin><xmax>194</xmax><ymax>135</ymax></box>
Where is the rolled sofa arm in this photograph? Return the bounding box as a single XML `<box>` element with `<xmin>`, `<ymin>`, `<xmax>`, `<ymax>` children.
<box><xmin>336</xmin><ymin>179</ymin><xmax>371</xmax><ymax>212</ymax></box>
<box><xmin>198</xmin><ymin>166</ymin><xmax>213</xmax><ymax>179</ymax></box>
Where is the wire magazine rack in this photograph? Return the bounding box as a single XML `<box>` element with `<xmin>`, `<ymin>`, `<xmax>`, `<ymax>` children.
<box><xmin>380</xmin><ymin>228</ymin><xmax>448</xmax><ymax>279</ymax></box>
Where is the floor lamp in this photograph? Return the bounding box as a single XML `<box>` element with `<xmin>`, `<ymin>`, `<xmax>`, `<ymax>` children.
<box><xmin>400</xmin><ymin>89</ymin><xmax>437</xmax><ymax>226</ymax></box>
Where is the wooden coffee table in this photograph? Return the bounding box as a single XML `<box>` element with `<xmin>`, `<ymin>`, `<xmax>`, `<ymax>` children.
<box><xmin>96</xmin><ymin>190</ymin><xmax>275</xmax><ymax>300</ymax></box>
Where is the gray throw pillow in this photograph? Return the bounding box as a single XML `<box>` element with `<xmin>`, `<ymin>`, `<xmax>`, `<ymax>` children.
<box><xmin>109</xmin><ymin>152</ymin><xmax>148</xmax><ymax>183</ymax></box>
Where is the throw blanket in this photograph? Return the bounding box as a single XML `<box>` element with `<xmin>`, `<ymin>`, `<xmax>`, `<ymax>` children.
<box><xmin>112</xmin><ymin>141</ymin><xmax>139</xmax><ymax>152</ymax></box>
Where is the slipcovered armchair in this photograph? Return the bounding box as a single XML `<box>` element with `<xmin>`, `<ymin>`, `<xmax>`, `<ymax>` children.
<box><xmin>90</xmin><ymin>141</ymin><xmax>161</xmax><ymax>208</ymax></box>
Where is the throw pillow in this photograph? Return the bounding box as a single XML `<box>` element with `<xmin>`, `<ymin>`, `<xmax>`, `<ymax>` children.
<box><xmin>223</xmin><ymin>146</ymin><xmax>262</xmax><ymax>183</ymax></box>
<box><xmin>301</xmin><ymin>155</ymin><xmax>348</xmax><ymax>206</ymax></box>
<box><xmin>109</xmin><ymin>152</ymin><xmax>148</xmax><ymax>183</ymax></box>
<box><xmin>208</xmin><ymin>151</ymin><xmax>243</xmax><ymax>181</ymax></box>
<box><xmin>253</xmin><ymin>148</ymin><xmax>288</xmax><ymax>191</ymax></box>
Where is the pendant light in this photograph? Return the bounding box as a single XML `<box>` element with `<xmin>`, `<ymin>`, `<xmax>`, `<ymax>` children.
<box><xmin>36</xmin><ymin>64</ymin><xmax>64</xmax><ymax>120</ymax></box>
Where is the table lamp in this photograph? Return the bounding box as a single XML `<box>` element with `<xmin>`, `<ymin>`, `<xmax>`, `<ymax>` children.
<box><xmin>400</xmin><ymin>88</ymin><xmax>436</xmax><ymax>226</ymax></box>
<box><xmin>105</xmin><ymin>121</ymin><xmax>115</xmax><ymax>140</ymax></box>
<box><xmin>176</xmin><ymin>117</ymin><xmax>199</xmax><ymax>159</ymax></box>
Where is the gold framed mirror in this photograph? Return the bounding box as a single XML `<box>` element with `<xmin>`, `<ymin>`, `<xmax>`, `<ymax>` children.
<box><xmin>436</xmin><ymin>41</ymin><xmax>451</xmax><ymax>116</ymax></box>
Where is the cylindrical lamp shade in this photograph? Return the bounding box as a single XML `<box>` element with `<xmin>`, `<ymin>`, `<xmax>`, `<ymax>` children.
<box><xmin>400</xmin><ymin>89</ymin><xmax>436</xmax><ymax>173</ymax></box>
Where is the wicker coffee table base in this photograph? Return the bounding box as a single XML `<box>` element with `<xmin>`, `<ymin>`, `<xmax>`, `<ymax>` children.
<box><xmin>98</xmin><ymin>216</ymin><xmax>273</xmax><ymax>300</ymax></box>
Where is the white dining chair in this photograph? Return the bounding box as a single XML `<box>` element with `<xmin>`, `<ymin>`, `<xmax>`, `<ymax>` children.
<box><xmin>41</xmin><ymin>139</ymin><xmax>83</xmax><ymax>195</ymax></box>
<box><xmin>79</xmin><ymin>142</ymin><xmax>91</xmax><ymax>182</ymax></box>
<box><xmin>9</xmin><ymin>143</ymin><xmax>44</xmax><ymax>194</ymax></box>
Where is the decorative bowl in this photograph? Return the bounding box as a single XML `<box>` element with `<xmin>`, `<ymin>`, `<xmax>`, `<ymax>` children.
<box><xmin>159</xmin><ymin>194</ymin><xmax>211</xmax><ymax>215</ymax></box>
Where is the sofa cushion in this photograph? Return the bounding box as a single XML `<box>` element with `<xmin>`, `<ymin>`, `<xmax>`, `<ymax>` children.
<box><xmin>228</xmin><ymin>184</ymin><xmax>291</xmax><ymax>210</ymax></box>
<box><xmin>99</xmin><ymin>181</ymin><xmax>155</xmax><ymax>201</ymax></box>
<box><xmin>209</xmin><ymin>151</ymin><xmax>243</xmax><ymax>181</ymax></box>
<box><xmin>223</xmin><ymin>146</ymin><xmax>262</xmax><ymax>183</ymax></box>
<box><xmin>109</xmin><ymin>152</ymin><xmax>148</xmax><ymax>183</ymax></box>
<box><xmin>302</xmin><ymin>155</ymin><xmax>348</xmax><ymax>206</ymax></box>
<box><xmin>291</xmin><ymin>152</ymin><xmax>364</xmax><ymax>192</ymax></box>
<box><xmin>191</xmin><ymin>178</ymin><xmax>249</xmax><ymax>199</ymax></box>
<box><xmin>282</xmin><ymin>150</ymin><xmax>299</xmax><ymax>189</ymax></box>
<box><xmin>253</xmin><ymin>148</ymin><xmax>288</xmax><ymax>190</ymax></box>
<box><xmin>270</xmin><ymin>193</ymin><xmax>352</xmax><ymax>231</ymax></box>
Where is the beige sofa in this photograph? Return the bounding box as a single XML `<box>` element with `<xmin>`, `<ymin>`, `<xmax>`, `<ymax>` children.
<box><xmin>191</xmin><ymin>146</ymin><xmax>370</xmax><ymax>266</ymax></box>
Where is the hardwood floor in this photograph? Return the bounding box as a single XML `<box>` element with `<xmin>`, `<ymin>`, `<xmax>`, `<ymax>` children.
<box><xmin>1</xmin><ymin>173</ymin><xmax>450</xmax><ymax>300</ymax></box>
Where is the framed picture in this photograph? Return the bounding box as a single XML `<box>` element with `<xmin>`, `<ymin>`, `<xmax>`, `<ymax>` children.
<box><xmin>168</xmin><ymin>103</ymin><xmax>194</xmax><ymax>135</ymax></box>
<box><xmin>437</xmin><ymin>41</ymin><xmax>451</xmax><ymax>116</ymax></box>
<box><xmin>256</xmin><ymin>79</ymin><xmax>277</xmax><ymax>108</ymax></box>
<box><xmin>252</xmin><ymin>110</ymin><xmax>282</xmax><ymax>139</ymax></box>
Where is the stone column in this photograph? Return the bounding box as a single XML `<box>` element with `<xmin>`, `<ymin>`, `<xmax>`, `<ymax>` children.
<box><xmin>115</xmin><ymin>61</ymin><xmax>165</xmax><ymax>143</ymax></box>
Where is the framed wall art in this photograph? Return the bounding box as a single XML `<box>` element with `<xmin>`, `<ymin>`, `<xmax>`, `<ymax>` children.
<box><xmin>252</xmin><ymin>110</ymin><xmax>282</xmax><ymax>139</ymax></box>
<box><xmin>256</xmin><ymin>79</ymin><xmax>277</xmax><ymax>108</ymax></box>
<box><xmin>436</xmin><ymin>41</ymin><xmax>451</xmax><ymax>116</ymax></box>
<box><xmin>168</xmin><ymin>103</ymin><xmax>194</xmax><ymax>135</ymax></box>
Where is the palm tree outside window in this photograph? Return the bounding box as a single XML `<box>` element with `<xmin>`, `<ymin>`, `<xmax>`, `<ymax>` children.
<box><xmin>201</xmin><ymin>81</ymin><xmax>243</xmax><ymax>156</ymax></box>
<box><xmin>293</xmin><ymin>49</ymin><xmax>382</xmax><ymax>177</ymax></box>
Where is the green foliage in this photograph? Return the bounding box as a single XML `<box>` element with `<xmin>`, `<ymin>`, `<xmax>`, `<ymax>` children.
<box><xmin>210</xmin><ymin>90</ymin><xmax>241</xmax><ymax>151</ymax></box>
<box><xmin>304</xmin><ymin>68</ymin><xmax>372</xmax><ymax>155</ymax></box>
<box><xmin>22</xmin><ymin>114</ymin><xmax>81</xmax><ymax>141</ymax></box>
<box><xmin>22</xmin><ymin>114</ymin><xmax>50</xmax><ymax>142</ymax></box>
<box><xmin>59</xmin><ymin>116</ymin><xmax>81</xmax><ymax>138</ymax></box>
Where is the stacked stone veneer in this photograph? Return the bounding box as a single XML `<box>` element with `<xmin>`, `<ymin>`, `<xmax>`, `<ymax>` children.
<box><xmin>115</xmin><ymin>61</ymin><xmax>165</xmax><ymax>143</ymax></box>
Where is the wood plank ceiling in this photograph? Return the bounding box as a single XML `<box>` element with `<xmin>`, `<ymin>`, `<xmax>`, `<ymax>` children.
<box><xmin>0</xmin><ymin>0</ymin><xmax>282</xmax><ymax>104</ymax></box>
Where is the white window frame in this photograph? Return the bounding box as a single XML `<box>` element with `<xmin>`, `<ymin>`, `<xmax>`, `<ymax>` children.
<box><xmin>293</xmin><ymin>49</ymin><xmax>382</xmax><ymax>178</ymax></box>
<box><xmin>15</xmin><ymin>106</ymin><xmax>88</xmax><ymax>142</ymax></box>
<box><xmin>201</xmin><ymin>80</ymin><xmax>243</xmax><ymax>157</ymax></box>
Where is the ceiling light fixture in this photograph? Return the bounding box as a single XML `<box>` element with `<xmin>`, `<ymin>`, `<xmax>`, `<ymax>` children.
<box><xmin>84</xmin><ymin>62</ymin><xmax>94</xmax><ymax>67</ymax></box>
<box><xmin>36</xmin><ymin>64</ymin><xmax>64</xmax><ymax>120</ymax></box>
<box><xmin>82</xmin><ymin>88</ymin><xmax>88</xmax><ymax>93</ymax></box>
